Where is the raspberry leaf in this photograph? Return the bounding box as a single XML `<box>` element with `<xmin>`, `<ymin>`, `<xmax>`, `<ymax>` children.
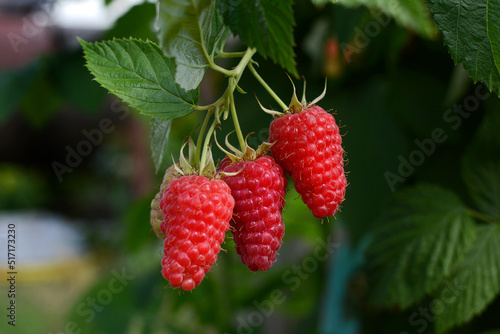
<box><xmin>367</xmin><ymin>184</ymin><xmax>476</xmax><ymax>308</ymax></box>
<box><xmin>462</xmin><ymin>110</ymin><xmax>500</xmax><ymax>221</ymax></box>
<box><xmin>80</xmin><ymin>38</ymin><xmax>199</xmax><ymax>120</ymax></box>
<box><xmin>428</xmin><ymin>0</ymin><xmax>500</xmax><ymax>96</ymax></box>
<box><xmin>434</xmin><ymin>225</ymin><xmax>500</xmax><ymax>333</ymax></box>
<box><xmin>218</xmin><ymin>0</ymin><xmax>298</xmax><ymax>77</ymax></box>
<box><xmin>313</xmin><ymin>0</ymin><xmax>436</xmax><ymax>39</ymax></box>
<box><xmin>150</xmin><ymin>118</ymin><xmax>172</xmax><ymax>173</ymax></box>
<box><xmin>156</xmin><ymin>0</ymin><xmax>229</xmax><ymax>91</ymax></box>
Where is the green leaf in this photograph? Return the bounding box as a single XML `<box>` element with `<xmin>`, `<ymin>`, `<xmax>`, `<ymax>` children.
<box><xmin>462</xmin><ymin>110</ymin><xmax>500</xmax><ymax>221</ymax></box>
<box><xmin>156</xmin><ymin>0</ymin><xmax>227</xmax><ymax>90</ymax></box>
<box><xmin>150</xmin><ymin>118</ymin><xmax>172</xmax><ymax>173</ymax></box>
<box><xmin>488</xmin><ymin>1</ymin><xmax>500</xmax><ymax>76</ymax></box>
<box><xmin>313</xmin><ymin>0</ymin><xmax>437</xmax><ymax>39</ymax></box>
<box><xmin>434</xmin><ymin>224</ymin><xmax>500</xmax><ymax>334</ymax></box>
<box><xmin>80</xmin><ymin>38</ymin><xmax>199</xmax><ymax>121</ymax></box>
<box><xmin>218</xmin><ymin>0</ymin><xmax>297</xmax><ymax>76</ymax></box>
<box><xmin>429</xmin><ymin>0</ymin><xmax>500</xmax><ymax>96</ymax></box>
<box><xmin>367</xmin><ymin>184</ymin><xmax>476</xmax><ymax>308</ymax></box>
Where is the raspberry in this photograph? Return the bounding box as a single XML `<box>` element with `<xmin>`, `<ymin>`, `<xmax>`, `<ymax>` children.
<box><xmin>150</xmin><ymin>165</ymin><xmax>179</xmax><ymax>239</ymax></box>
<box><xmin>159</xmin><ymin>175</ymin><xmax>234</xmax><ymax>291</ymax></box>
<box><xmin>269</xmin><ymin>105</ymin><xmax>346</xmax><ymax>218</ymax></box>
<box><xmin>219</xmin><ymin>155</ymin><xmax>286</xmax><ymax>271</ymax></box>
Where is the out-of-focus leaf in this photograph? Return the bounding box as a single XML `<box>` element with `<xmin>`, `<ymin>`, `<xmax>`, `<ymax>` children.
<box><xmin>0</xmin><ymin>64</ymin><xmax>38</xmax><ymax>122</ymax></box>
<box><xmin>367</xmin><ymin>184</ymin><xmax>476</xmax><ymax>308</ymax></box>
<box><xmin>314</xmin><ymin>0</ymin><xmax>437</xmax><ymax>38</ymax></box>
<box><xmin>105</xmin><ymin>2</ymin><xmax>157</xmax><ymax>42</ymax></box>
<box><xmin>434</xmin><ymin>224</ymin><xmax>500</xmax><ymax>333</ymax></box>
<box><xmin>124</xmin><ymin>197</ymin><xmax>155</xmax><ymax>253</ymax></box>
<box><xmin>462</xmin><ymin>109</ymin><xmax>500</xmax><ymax>221</ymax></box>
<box><xmin>53</xmin><ymin>51</ymin><xmax>107</xmax><ymax>114</ymax></box>
<box><xmin>20</xmin><ymin>67</ymin><xmax>61</xmax><ymax>128</ymax></box>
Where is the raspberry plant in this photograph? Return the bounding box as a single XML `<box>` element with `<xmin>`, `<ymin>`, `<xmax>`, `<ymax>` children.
<box><xmin>80</xmin><ymin>0</ymin><xmax>347</xmax><ymax>292</ymax></box>
<box><xmin>77</xmin><ymin>0</ymin><xmax>500</xmax><ymax>332</ymax></box>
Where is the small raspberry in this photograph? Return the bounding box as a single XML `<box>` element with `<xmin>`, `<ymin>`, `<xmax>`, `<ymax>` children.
<box><xmin>150</xmin><ymin>165</ymin><xmax>179</xmax><ymax>239</ymax></box>
<box><xmin>219</xmin><ymin>155</ymin><xmax>286</xmax><ymax>271</ymax></box>
<box><xmin>269</xmin><ymin>105</ymin><xmax>346</xmax><ymax>218</ymax></box>
<box><xmin>160</xmin><ymin>175</ymin><xmax>234</xmax><ymax>291</ymax></box>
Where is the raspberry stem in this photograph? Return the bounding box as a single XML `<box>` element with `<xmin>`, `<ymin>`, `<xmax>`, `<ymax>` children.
<box><xmin>196</xmin><ymin>48</ymin><xmax>255</xmax><ymax>112</ymax></box>
<box><xmin>196</xmin><ymin>47</ymin><xmax>257</xmax><ymax>157</ymax></box>
<box><xmin>199</xmin><ymin>116</ymin><xmax>219</xmax><ymax>175</ymax></box>
<box><xmin>195</xmin><ymin>108</ymin><xmax>214</xmax><ymax>167</ymax></box>
<box><xmin>248</xmin><ymin>62</ymin><xmax>288</xmax><ymax>111</ymax></box>
<box><xmin>229</xmin><ymin>77</ymin><xmax>246</xmax><ymax>152</ymax></box>
<box><xmin>216</xmin><ymin>51</ymin><xmax>247</xmax><ymax>58</ymax></box>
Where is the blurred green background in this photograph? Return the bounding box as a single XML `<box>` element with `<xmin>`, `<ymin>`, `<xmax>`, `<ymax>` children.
<box><xmin>1</xmin><ymin>0</ymin><xmax>499</xmax><ymax>334</ymax></box>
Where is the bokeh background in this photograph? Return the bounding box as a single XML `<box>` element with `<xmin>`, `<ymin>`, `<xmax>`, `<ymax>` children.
<box><xmin>1</xmin><ymin>0</ymin><xmax>500</xmax><ymax>333</ymax></box>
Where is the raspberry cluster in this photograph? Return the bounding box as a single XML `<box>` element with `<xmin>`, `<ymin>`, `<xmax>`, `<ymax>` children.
<box><xmin>152</xmin><ymin>104</ymin><xmax>346</xmax><ymax>291</ymax></box>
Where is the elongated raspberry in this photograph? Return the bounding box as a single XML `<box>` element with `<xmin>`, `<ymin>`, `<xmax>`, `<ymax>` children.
<box><xmin>160</xmin><ymin>175</ymin><xmax>234</xmax><ymax>291</ymax></box>
<box><xmin>219</xmin><ymin>155</ymin><xmax>286</xmax><ymax>271</ymax></box>
<box><xmin>150</xmin><ymin>165</ymin><xmax>179</xmax><ymax>239</ymax></box>
<box><xmin>269</xmin><ymin>105</ymin><xmax>346</xmax><ymax>218</ymax></box>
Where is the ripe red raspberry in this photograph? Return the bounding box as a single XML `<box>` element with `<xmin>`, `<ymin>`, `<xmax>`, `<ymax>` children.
<box><xmin>150</xmin><ymin>165</ymin><xmax>179</xmax><ymax>239</ymax></box>
<box><xmin>269</xmin><ymin>105</ymin><xmax>346</xmax><ymax>218</ymax></box>
<box><xmin>219</xmin><ymin>155</ymin><xmax>286</xmax><ymax>271</ymax></box>
<box><xmin>160</xmin><ymin>175</ymin><xmax>234</xmax><ymax>291</ymax></box>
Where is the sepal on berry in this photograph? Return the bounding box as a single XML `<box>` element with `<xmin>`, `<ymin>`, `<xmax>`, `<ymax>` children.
<box><xmin>171</xmin><ymin>138</ymin><xmax>217</xmax><ymax>177</ymax></box>
<box><xmin>215</xmin><ymin>132</ymin><xmax>273</xmax><ymax>164</ymax></box>
<box><xmin>257</xmin><ymin>76</ymin><xmax>328</xmax><ymax>117</ymax></box>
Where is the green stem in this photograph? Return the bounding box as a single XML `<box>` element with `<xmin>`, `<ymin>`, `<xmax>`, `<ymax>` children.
<box><xmin>231</xmin><ymin>48</ymin><xmax>257</xmax><ymax>77</ymax></box>
<box><xmin>467</xmin><ymin>209</ymin><xmax>498</xmax><ymax>224</ymax></box>
<box><xmin>229</xmin><ymin>77</ymin><xmax>246</xmax><ymax>152</ymax></box>
<box><xmin>249</xmin><ymin>62</ymin><xmax>288</xmax><ymax>111</ymax></box>
<box><xmin>196</xmin><ymin>45</ymin><xmax>259</xmax><ymax>159</ymax></box>
<box><xmin>199</xmin><ymin>118</ymin><xmax>218</xmax><ymax>175</ymax></box>
<box><xmin>216</xmin><ymin>51</ymin><xmax>247</xmax><ymax>58</ymax></box>
<box><xmin>196</xmin><ymin>87</ymin><xmax>229</xmax><ymax>111</ymax></box>
<box><xmin>195</xmin><ymin>108</ymin><xmax>214</xmax><ymax>166</ymax></box>
<box><xmin>196</xmin><ymin>49</ymin><xmax>256</xmax><ymax>111</ymax></box>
